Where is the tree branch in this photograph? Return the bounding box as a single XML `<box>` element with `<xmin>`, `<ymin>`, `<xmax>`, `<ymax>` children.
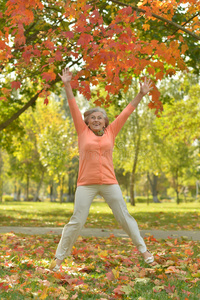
<box><xmin>0</xmin><ymin>76</ymin><xmax>61</xmax><ymax>132</ymax></box>
<box><xmin>170</xmin><ymin>11</ymin><xmax>200</xmax><ymax>36</ymax></box>
<box><xmin>0</xmin><ymin>58</ymin><xmax>82</xmax><ymax>131</ymax></box>
<box><xmin>0</xmin><ymin>91</ymin><xmax>42</xmax><ymax>131</ymax></box>
<box><xmin>108</xmin><ymin>0</ymin><xmax>200</xmax><ymax>41</ymax></box>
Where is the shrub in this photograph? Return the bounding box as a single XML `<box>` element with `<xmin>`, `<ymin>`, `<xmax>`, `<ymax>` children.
<box><xmin>178</xmin><ymin>197</ymin><xmax>196</xmax><ymax>203</ymax></box>
<box><xmin>2</xmin><ymin>195</ymin><xmax>14</xmax><ymax>202</ymax></box>
<box><xmin>135</xmin><ymin>196</ymin><xmax>153</xmax><ymax>203</ymax></box>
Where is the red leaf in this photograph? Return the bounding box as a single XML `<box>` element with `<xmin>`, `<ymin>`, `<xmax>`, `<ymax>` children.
<box><xmin>63</xmin><ymin>31</ymin><xmax>74</xmax><ymax>39</ymax></box>
<box><xmin>0</xmin><ymin>282</ymin><xmax>9</xmax><ymax>291</ymax></box>
<box><xmin>119</xmin><ymin>6</ymin><xmax>132</xmax><ymax>15</ymax></box>
<box><xmin>22</xmin><ymin>48</ymin><xmax>32</xmax><ymax>63</ymax></box>
<box><xmin>77</xmin><ymin>33</ymin><xmax>93</xmax><ymax>46</ymax></box>
<box><xmin>113</xmin><ymin>285</ymin><xmax>124</xmax><ymax>296</ymax></box>
<box><xmin>94</xmin><ymin>99</ymin><xmax>102</xmax><ymax>106</ymax></box>
<box><xmin>106</xmin><ymin>271</ymin><xmax>115</xmax><ymax>281</ymax></box>
<box><xmin>164</xmin><ymin>283</ymin><xmax>175</xmax><ymax>294</ymax></box>
<box><xmin>54</xmin><ymin>50</ymin><xmax>63</xmax><ymax>61</ymax></box>
<box><xmin>42</xmin><ymin>70</ymin><xmax>56</xmax><ymax>82</ymax></box>
<box><xmin>11</xmin><ymin>81</ymin><xmax>21</xmax><ymax>90</ymax></box>
<box><xmin>33</xmin><ymin>49</ymin><xmax>41</xmax><ymax>56</ymax></box>
<box><xmin>44</xmin><ymin>39</ymin><xmax>55</xmax><ymax>50</ymax></box>
<box><xmin>44</xmin><ymin>98</ymin><xmax>49</xmax><ymax>105</ymax></box>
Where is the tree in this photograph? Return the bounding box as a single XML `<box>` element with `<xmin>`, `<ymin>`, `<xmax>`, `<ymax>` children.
<box><xmin>154</xmin><ymin>83</ymin><xmax>200</xmax><ymax>203</ymax></box>
<box><xmin>35</xmin><ymin>96</ymin><xmax>78</xmax><ymax>202</ymax></box>
<box><xmin>11</xmin><ymin>110</ymin><xmax>46</xmax><ymax>201</ymax></box>
<box><xmin>112</xmin><ymin>79</ymin><xmax>153</xmax><ymax>205</ymax></box>
<box><xmin>0</xmin><ymin>0</ymin><xmax>200</xmax><ymax>138</ymax></box>
<box><xmin>0</xmin><ymin>149</ymin><xmax>3</xmax><ymax>202</ymax></box>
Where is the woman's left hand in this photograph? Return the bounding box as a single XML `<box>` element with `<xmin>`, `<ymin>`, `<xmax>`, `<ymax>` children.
<box><xmin>139</xmin><ymin>77</ymin><xmax>153</xmax><ymax>96</ymax></box>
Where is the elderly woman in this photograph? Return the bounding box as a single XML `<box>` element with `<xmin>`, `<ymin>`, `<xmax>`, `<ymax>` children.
<box><xmin>49</xmin><ymin>68</ymin><xmax>154</xmax><ymax>272</ymax></box>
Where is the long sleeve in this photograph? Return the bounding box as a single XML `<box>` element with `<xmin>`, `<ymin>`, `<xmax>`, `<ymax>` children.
<box><xmin>68</xmin><ymin>98</ymin><xmax>86</xmax><ymax>135</ymax></box>
<box><xmin>109</xmin><ymin>103</ymin><xmax>135</xmax><ymax>138</ymax></box>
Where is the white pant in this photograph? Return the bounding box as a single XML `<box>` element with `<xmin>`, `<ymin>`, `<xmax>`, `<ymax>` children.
<box><xmin>55</xmin><ymin>185</ymin><xmax>147</xmax><ymax>260</ymax></box>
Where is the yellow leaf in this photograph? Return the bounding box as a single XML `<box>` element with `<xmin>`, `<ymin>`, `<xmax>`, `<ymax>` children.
<box><xmin>112</xmin><ymin>268</ymin><xmax>119</xmax><ymax>279</ymax></box>
<box><xmin>135</xmin><ymin>278</ymin><xmax>150</xmax><ymax>284</ymax></box>
<box><xmin>40</xmin><ymin>287</ymin><xmax>48</xmax><ymax>300</ymax></box>
<box><xmin>98</xmin><ymin>250</ymin><xmax>108</xmax><ymax>257</ymax></box>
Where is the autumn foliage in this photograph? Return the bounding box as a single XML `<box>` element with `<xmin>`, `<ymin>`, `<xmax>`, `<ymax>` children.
<box><xmin>0</xmin><ymin>232</ymin><xmax>199</xmax><ymax>299</ymax></box>
<box><xmin>0</xmin><ymin>0</ymin><xmax>200</xmax><ymax>127</ymax></box>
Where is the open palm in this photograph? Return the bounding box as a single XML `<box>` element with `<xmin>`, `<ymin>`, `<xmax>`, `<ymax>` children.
<box><xmin>58</xmin><ymin>68</ymin><xmax>72</xmax><ymax>84</ymax></box>
<box><xmin>139</xmin><ymin>78</ymin><xmax>153</xmax><ymax>96</ymax></box>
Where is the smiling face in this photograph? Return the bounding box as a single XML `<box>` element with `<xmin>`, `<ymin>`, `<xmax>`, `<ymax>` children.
<box><xmin>87</xmin><ymin>112</ymin><xmax>106</xmax><ymax>133</ymax></box>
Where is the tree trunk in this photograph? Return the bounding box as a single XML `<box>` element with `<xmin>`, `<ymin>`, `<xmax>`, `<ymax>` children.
<box><xmin>147</xmin><ymin>173</ymin><xmax>160</xmax><ymax>203</ymax></box>
<box><xmin>25</xmin><ymin>173</ymin><xmax>29</xmax><ymax>201</ymax></box>
<box><xmin>176</xmin><ymin>189</ymin><xmax>180</xmax><ymax>204</ymax></box>
<box><xmin>17</xmin><ymin>187</ymin><xmax>21</xmax><ymax>201</ymax></box>
<box><xmin>196</xmin><ymin>180</ymin><xmax>199</xmax><ymax>201</ymax></box>
<box><xmin>130</xmin><ymin>172</ymin><xmax>135</xmax><ymax>206</ymax></box>
<box><xmin>68</xmin><ymin>173</ymin><xmax>75</xmax><ymax>203</ymax></box>
<box><xmin>174</xmin><ymin>169</ymin><xmax>180</xmax><ymax>205</ymax></box>
<box><xmin>130</xmin><ymin>132</ymin><xmax>141</xmax><ymax>206</ymax></box>
<box><xmin>33</xmin><ymin>171</ymin><xmax>44</xmax><ymax>202</ymax></box>
<box><xmin>0</xmin><ymin>149</ymin><xmax>3</xmax><ymax>202</ymax></box>
<box><xmin>14</xmin><ymin>184</ymin><xmax>17</xmax><ymax>201</ymax></box>
<box><xmin>50</xmin><ymin>181</ymin><xmax>53</xmax><ymax>202</ymax></box>
<box><xmin>59</xmin><ymin>175</ymin><xmax>64</xmax><ymax>203</ymax></box>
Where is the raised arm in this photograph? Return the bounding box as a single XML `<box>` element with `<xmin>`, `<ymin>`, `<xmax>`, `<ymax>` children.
<box><xmin>58</xmin><ymin>68</ymin><xmax>74</xmax><ymax>100</ymax></box>
<box><xmin>131</xmin><ymin>77</ymin><xmax>153</xmax><ymax>108</ymax></box>
<box><xmin>110</xmin><ymin>78</ymin><xmax>153</xmax><ymax>137</ymax></box>
<box><xmin>58</xmin><ymin>68</ymin><xmax>86</xmax><ymax>135</ymax></box>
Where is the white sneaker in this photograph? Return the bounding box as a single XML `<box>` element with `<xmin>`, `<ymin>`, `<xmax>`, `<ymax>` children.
<box><xmin>49</xmin><ymin>259</ymin><xmax>60</xmax><ymax>272</ymax></box>
<box><xmin>144</xmin><ymin>250</ymin><xmax>154</xmax><ymax>264</ymax></box>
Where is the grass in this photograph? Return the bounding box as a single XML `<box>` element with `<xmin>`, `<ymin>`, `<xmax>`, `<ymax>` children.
<box><xmin>0</xmin><ymin>233</ymin><xmax>200</xmax><ymax>299</ymax></box>
<box><xmin>0</xmin><ymin>201</ymin><xmax>200</xmax><ymax>299</ymax></box>
<box><xmin>0</xmin><ymin>201</ymin><xmax>199</xmax><ymax>231</ymax></box>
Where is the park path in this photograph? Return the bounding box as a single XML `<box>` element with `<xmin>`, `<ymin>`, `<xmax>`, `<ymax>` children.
<box><xmin>0</xmin><ymin>226</ymin><xmax>199</xmax><ymax>241</ymax></box>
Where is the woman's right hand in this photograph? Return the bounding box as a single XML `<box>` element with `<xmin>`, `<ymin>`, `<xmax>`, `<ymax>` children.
<box><xmin>58</xmin><ymin>68</ymin><xmax>72</xmax><ymax>84</ymax></box>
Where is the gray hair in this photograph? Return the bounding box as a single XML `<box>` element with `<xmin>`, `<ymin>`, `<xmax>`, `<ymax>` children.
<box><xmin>84</xmin><ymin>107</ymin><xmax>109</xmax><ymax>127</ymax></box>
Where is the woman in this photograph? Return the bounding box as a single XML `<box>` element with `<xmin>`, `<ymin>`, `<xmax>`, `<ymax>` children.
<box><xmin>49</xmin><ymin>68</ymin><xmax>154</xmax><ymax>272</ymax></box>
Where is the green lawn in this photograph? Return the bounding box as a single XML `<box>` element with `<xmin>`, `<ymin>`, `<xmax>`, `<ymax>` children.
<box><xmin>0</xmin><ymin>201</ymin><xmax>200</xmax><ymax>299</ymax></box>
<box><xmin>0</xmin><ymin>201</ymin><xmax>199</xmax><ymax>230</ymax></box>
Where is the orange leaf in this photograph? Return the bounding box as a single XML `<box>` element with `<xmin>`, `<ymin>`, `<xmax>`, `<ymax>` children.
<box><xmin>94</xmin><ymin>99</ymin><xmax>102</xmax><ymax>106</ymax></box>
<box><xmin>42</xmin><ymin>70</ymin><xmax>56</xmax><ymax>82</ymax></box>
<box><xmin>0</xmin><ymin>40</ymin><xmax>6</xmax><ymax>50</ymax></box>
<box><xmin>77</xmin><ymin>33</ymin><xmax>93</xmax><ymax>46</ymax></box>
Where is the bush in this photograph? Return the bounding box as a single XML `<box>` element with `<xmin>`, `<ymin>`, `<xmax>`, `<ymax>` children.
<box><xmin>135</xmin><ymin>196</ymin><xmax>153</xmax><ymax>203</ymax></box>
<box><xmin>178</xmin><ymin>197</ymin><xmax>196</xmax><ymax>203</ymax></box>
<box><xmin>2</xmin><ymin>195</ymin><xmax>14</xmax><ymax>202</ymax></box>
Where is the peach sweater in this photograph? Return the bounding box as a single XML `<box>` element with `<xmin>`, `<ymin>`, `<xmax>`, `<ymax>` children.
<box><xmin>68</xmin><ymin>98</ymin><xmax>135</xmax><ymax>186</ymax></box>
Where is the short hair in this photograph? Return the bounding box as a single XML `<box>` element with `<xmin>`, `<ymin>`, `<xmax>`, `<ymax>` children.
<box><xmin>84</xmin><ymin>107</ymin><xmax>109</xmax><ymax>128</ymax></box>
